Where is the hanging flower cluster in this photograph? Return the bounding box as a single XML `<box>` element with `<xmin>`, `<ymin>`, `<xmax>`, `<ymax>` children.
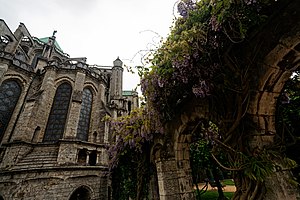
<box><xmin>106</xmin><ymin>107</ymin><xmax>163</xmax><ymax>170</ymax></box>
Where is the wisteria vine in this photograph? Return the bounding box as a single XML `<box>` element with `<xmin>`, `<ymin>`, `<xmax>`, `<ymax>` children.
<box><xmin>108</xmin><ymin>0</ymin><xmax>282</xmax><ymax>173</ymax></box>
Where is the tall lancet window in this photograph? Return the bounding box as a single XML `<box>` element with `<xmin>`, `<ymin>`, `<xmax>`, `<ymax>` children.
<box><xmin>77</xmin><ymin>88</ymin><xmax>93</xmax><ymax>141</ymax></box>
<box><xmin>0</xmin><ymin>80</ymin><xmax>21</xmax><ymax>141</ymax></box>
<box><xmin>44</xmin><ymin>82</ymin><xmax>72</xmax><ymax>142</ymax></box>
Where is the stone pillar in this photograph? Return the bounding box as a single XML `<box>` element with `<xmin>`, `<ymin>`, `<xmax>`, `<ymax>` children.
<box><xmin>11</xmin><ymin>101</ymin><xmax>35</xmax><ymax>141</ymax></box>
<box><xmin>99</xmin><ymin>149</ymin><xmax>108</xmax><ymax>165</ymax></box>
<box><xmin>86</xmin><ymin>151</ymin><xmax>91</xmax><ymax>165</ymax></box>
<box><xmin>175</xmin><ymin>134</ymin><xmax>195</xmax><ymax>199</ymax></box>
<box><xmin>155</xmin><ymin>157</ymin><xmax>181</xmax><ymax>200</ymax></box>
<box><xmin>176</xmin><ymin>159</ymin><xmax>195</xmax><ymax>199</ymax></box>
<box><xmin>90</xmin><ymin>84</ymin><xmax>105</xmax><ymax>142</ymax></box>
<box><xmin>0</xmin><ymin>63</ymin><xmax>8</xmax><ymax>83</ymax></box>
<box><xmin>57</xmin><ymin>142</ymin><xmax>77</xmax><ymax>164</ymax></box>
<box><xmin>64</xmin><ymin>70</ymin><xmax>86</xmax><ymax>139</ymax></box>
<box><xmin>246</xmin><ymin>90</ymin><xmax>300</xmax><ymax>199</ymax></box>
<box><xmin>32</xmin><ymin>66</ymin><xmax>57</xmax><ymax>142</ymax></box>
<box><xmin>148</xmin><ymin>164</ymin><xmax>160</xmax><ymax>200</ymax></box>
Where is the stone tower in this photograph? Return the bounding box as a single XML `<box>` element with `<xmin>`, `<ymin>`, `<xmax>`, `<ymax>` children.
<box><xmin>110</xmin><ymin>57</ymin><xmax>123</xmax><ymax>99</ymax></box>
<box><xmin>0</xmin><ymin>19</ymin><xmax>138</xmax><ymax>200</ymax></box>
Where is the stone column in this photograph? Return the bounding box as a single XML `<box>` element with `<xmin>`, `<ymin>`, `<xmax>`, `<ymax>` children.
<box><xmin>175</xmin><ymin>136</ymin><xmax>195</xmax><ymax>199</ymax></box>
<box><xmin>86</xmin><ymin>151</ymin><xmax>91</xmax><ymax>165</ymax></box>
<box><xmin>246</xmin><ymin>90</ymin><xmax>300</xmax><ymax>199</ymax></box>
<box><xmin>90</xmin><ymin>84</ymin><xmax>105</xmax><ymax>142</ymax></box>
<box><xmin>0</xmin><ymin>63</ymin><xmax>8</xmax><ymax>83</ymax></box>
<box><xmin>155</xmin><ymin>157</ymin><xmax>181</xmax><ymax>200</ymax></box>
<box><xmin>33</xmin><ymin>66</ymin><xmax>57</xmax><ymax>142</ymax></box>
<box><xmin>64</xmin><ymin>70</ymin><xmax>86</xmax><ymax>139</ymax></box>
<box><xmin>176</xmin><ymin>160</ymin><xmax>195</xmax><ymax>199</ymax></box>
<box><xmin>96</xmin><ymin>151</ymin><xmax>100</xmax><ymax>164</ymax></box>
<box><xmin>99</xmin><ymin>149</ymin><xmax>108</xmax><ymax>165</ymax></box>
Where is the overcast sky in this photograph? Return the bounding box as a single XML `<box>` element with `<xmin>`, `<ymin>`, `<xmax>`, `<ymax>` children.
<box><xmin>1</xmin><ymin>0</ymin><xmax>178</xmax><ymax>90</ymax></box>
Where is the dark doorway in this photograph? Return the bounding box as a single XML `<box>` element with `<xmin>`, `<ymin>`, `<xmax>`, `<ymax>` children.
<box><xmin>69</xmin><ymin>186</ymin><xmax>92</xmax><ymax>200</ymax></box>
<box><xmin>77</xmin><ymin>149</ymin><xmax>87</xmax><ymax>165</ymax></box>
<box><xmin>89</xmin><ymin>150</ymin><xmax>97</xmax><ymax>166</ymax></box>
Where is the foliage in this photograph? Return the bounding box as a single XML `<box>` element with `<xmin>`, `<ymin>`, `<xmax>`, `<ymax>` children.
<box><xmin>277</xmin><ymin>71</ymin><xmax>300</xmax><ymax>142</ymax></box>
<box><xmin>197</xmin><ymin>190</ymin><xmax>234</xmax><ymax>200</ymax></box>
<box><xmin>106</xmin><ymin>108</ymin><xmax>158</xmax><ymax>199</ymax></box>
<box><xmin>221</xmin><ymin>179</ymin><xmax>235</xmax><ymax>186</ymax></box>
<box><xmin>190</xmin><ymin>121</ymin><xmax>227</xmax><ymax>183</ymax></box>
<box><xmin>111</xmin><ymin>150</ymin><xmax>138</xmax><ymax>200</ymax></box>
<box><xmin>107</xmin><ymin>0</ymin><xmax>291</xmax><ymax>199</ymax></box>
<box><xmin>276</xmin><ymin>71</ymin><xmax>300</xmax><ymax>182</ymax></box>
<box><xmin>141</xmin><ymin>0</ymin><xmax>275</xmax><ymax>122</ymax></box>
<box><xmin>106</xmin><ymin>107</ymin><xmax>161</xmax><ymax>170</ymax></box>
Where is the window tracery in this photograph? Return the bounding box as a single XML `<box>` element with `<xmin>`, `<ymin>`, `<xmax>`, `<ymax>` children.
<box><xmin>76</xmin><ymin>88</ymin><xmax>93</xmax><ymax>141</ymax></box>
<box><xmin>0</xmin><ymin>80</ymin><xmax>21</xmax><ymax>140</ymax></box>
<box><xmin>44</xmin><ymin>82</ymin><xmax>72</xmax><ymax>142</ymax></box>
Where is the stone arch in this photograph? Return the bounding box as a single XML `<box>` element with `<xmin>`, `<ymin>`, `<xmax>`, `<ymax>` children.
<box><xmin>2</xmin><ymin>74</ymin><xmax>28</xmax><ymax>88</ymax></box>
<box><xmin>0</xmin><ymin>79</ymin><xmax>22</xmax><ymax>142</ymax></box>
<box><xmin>83</xmin><ymin>82</ymin><xmax>98</xmax><ymax>94</ymax></box>
<box><xmin>69</xmin><ymin>185</ymin><xmax>93</xmax><ymax>200</ymax></box>
<box><xmin>43</xmin><ymin>82</ymin><xmax>72</xmax><ymax>142</ymax></box>
<box><xmin>151</xmin><ymin>97</ymin><xmax>211</xmax><ymax>199</ymax></box>
<box><xmin>148</xmin><ymin>1</ymin><xmax>300</xmax><ymax>200</ymax></box>
<box><xmin>241</xmin><ymin>27</ymin><xmax>300</xmax><ymax>199</ymax></box>
<box><xmin>51</xmin><ymin>56</ymin><xmax>62</xmax><ymax>64</ymax></box>
<box><xmin>54</xmin><ymin>77</ymin><xmax>75</xmax><ymax>87</ymax></box>
<box><xmin>248</xmin><ymin>41</ymin><xmax>300</xmax><ymax>137</ymax></box>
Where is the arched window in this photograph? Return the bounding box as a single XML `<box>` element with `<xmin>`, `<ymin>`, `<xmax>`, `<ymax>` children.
<box><xmin>69</xmin><ymin>186</ymin><xmax>92</xmax><ymax>200</ymax></box>
<box><xmin>44</xmin><ymin>83</ymin><xmax>72</xmax><ymax>142</ymax></box>
<box><xmin>0</xmin><ymin>80</ymin><xmax>21</xmax><ymax>141</ymax></box>
<box><xmin>76</xmin><ymin>88</ymin><xmax>93</xmax><ymax>141</ymax></box>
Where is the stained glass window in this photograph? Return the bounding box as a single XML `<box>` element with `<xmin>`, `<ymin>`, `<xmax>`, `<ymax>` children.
<box><xmin>77</xmin><ymin>88</ymin><xmax>93</xmax><ymax>141</ymax></box>
<box><xmin>43</xmin><ymin>82</ymin><xmax>72</xmax><ymax>142</ymax></box>
<box><xmin>0</xmin><ymin>80</ymin><xmax>21</xmax><ymax>141</ymax></box>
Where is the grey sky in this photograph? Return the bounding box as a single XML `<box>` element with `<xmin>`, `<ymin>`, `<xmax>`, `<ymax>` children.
<box><xmin>1</xmin><ymin>0</ymin><xmax>178</xmax><ymax>90</ymax></box>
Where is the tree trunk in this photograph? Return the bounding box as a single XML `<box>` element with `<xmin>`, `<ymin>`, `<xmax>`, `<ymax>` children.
<box><xmin>233</xmin><ymin>173</ymin><xmax>265</xmax><ymax>200</ymax></box>
<box><xmin>212</xmin><ymin>167</ymin><xmax>226</xmax><ymax>200</ymax></box>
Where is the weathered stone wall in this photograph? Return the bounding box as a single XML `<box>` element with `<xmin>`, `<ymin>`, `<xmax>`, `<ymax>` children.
<box><xmin>0</xmin><ymin>19</ymin><xmax>139</xmax><ymax>200</ymax></box>
<box><xmin>0</xmin><ymin>169</ymin><xmax>109</xmax><ymax>200</ymax></box>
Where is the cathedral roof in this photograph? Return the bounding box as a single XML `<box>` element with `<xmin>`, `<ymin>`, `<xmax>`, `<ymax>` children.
<box><xmin>122</xmin><ymin>90</ymin><xmax>138</xmax><ymax>96</ymax></box>
<box><xmin>38</xmin><ymin>37</ymin><xmax>63</xmax><ymax>52</ymax></box>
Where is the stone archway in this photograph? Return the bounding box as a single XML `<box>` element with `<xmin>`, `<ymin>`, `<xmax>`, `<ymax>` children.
<box><xmin>236</xmin><ymin>1</ymin><xmax>300</xmax><ymax>198</ymax></box>
<box><xmin>152</xmin><ymin>98</ymin><xmax>210</xmax><ymax>200</ymax></box>
<box><xmin>69</xmin><ymin>185</ymin><xmax>92</xmax><ymax>200</ymax></box>
<box><xmin>152</xmin><ymin>1</ymin><xmax>300</xmax><ymax>199</ymax></box>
